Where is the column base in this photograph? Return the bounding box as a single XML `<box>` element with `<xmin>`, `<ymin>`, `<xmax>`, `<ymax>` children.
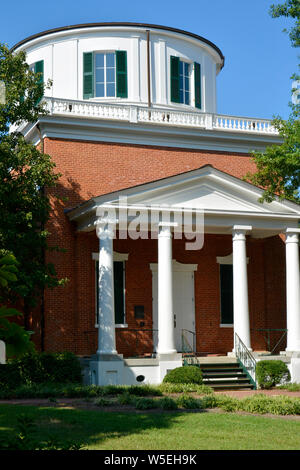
<box><xmin>157</xmin><ymin>352</ymin><xmax>181</xmax><ymax>361</ymax></box>
<box><xmin>97</xmin><ymin>352</ymin><xmax>123</xmax><ymax>361</ymax></box>
<box><xmin>284</xmin><ymin>350</ymin><xmax>300</xmax><ymax>358</ymax></box>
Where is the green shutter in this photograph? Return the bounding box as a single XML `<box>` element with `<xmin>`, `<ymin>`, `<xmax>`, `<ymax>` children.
<box><xmin>220</xmin><ymin>265</ymin><xmax>233</xmax><ymax>325</ymax></box>
<box><xmin>35</xmin><ymin>60</ymin><xmax>44</xmax><ymax>104</ymax></box>
<box><xmin>116</xmin><ymin>51</ymin><xmax>128</xmax><ymax>98</ymax></box>
<box><xmin>194</xmin><ymin>62</ymin><xmax>201</xmax><ymax>109</ymax></box>
<box><xmin>83</xmin><ymin>52</ymin><xmax>94</xmax><ymax>99</ymax></box>
<box><xmin>170</xmin><ymin>56</ymin><xmax>180</xmax><ymax>103</ymax></box>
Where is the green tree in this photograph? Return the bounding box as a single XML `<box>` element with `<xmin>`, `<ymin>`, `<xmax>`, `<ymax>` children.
<box><xmin>246</xmin><ymin>1</ymin><xmax>300</xmax><ymax>203</ymax></box>
<box><xmin>0</xmin><ymin>43</ymin><xmax>64</xmax><ymax>335</ymax></box>
<box><xmin>0</xmin><ymin>251</ymin><xmax>34</xmax><ymax>358</ymax></box>
<box><xmin>270</xmin><ymin>0</ymin><xmax>300</xmax><ymax>48</ymax></box>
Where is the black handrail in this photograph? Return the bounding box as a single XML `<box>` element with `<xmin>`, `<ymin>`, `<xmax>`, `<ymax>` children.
<box><xmin>235</xmin><ymin>333</ymin><xmax>256</xmax><ymax>388</ymax></box>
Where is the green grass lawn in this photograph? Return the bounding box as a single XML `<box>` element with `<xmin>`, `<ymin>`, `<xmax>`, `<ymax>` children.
<box><xmin>1</xmin><ymin>404</ymin><xmax>300</xmax><ymax>450</ymax></box>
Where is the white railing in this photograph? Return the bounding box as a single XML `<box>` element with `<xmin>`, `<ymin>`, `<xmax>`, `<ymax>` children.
<box><xmin>44</xmin><ymin>97</ymin><xmax>278</xmax><ymax>135</ymax></box>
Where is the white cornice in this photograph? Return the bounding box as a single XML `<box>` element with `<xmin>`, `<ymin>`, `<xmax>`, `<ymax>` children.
<box><xmin>28</xmin><ymin>115</ymin><xmax>282</xmax><ymax>155</ymax></box>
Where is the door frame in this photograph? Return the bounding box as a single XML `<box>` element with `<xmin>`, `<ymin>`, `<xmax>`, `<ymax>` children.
<box><xmin>150</xmin><ymin>260</ymin><xmax>198</xmax><ymax>352</ymax></box>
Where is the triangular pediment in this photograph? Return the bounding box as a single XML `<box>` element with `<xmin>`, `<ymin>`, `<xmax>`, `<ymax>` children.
<box><xmin>102</xmin><ymin>165</ymin><xmax>299</xmax><ymax>215</ymax></box>
<box><xmin>67</xmin><ymin>165</ymin><xmax>300</xmax><ymax>234</ymax></box>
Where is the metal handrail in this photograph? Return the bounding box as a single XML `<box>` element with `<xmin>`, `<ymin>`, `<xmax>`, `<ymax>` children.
<box><xmin>251</xmin><ymin>328</ymin><xmax>287</xmax><ymax>355</ymax></box>
<box><xmin>117</xmin><ymin>328</ymin><xmax>159</xmax><ymax>357</ymax></box>
<box><xmin>235</xmin><ymin>333</ymin><xmax>257</xmax><ymax>388</ymax></box>
<box><xmin>181</xmin><ymin>329</ymin><xmax>196</xmax><ymax>354</ymax></box>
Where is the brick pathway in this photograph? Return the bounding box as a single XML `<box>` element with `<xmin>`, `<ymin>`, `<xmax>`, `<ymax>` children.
<box><xmin>214</xmin><ymin>389</ymin><xmax>300</xmax><ymax>398</ymax></box>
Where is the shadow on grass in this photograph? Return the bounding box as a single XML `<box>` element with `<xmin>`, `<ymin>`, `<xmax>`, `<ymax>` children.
<box><xmin>0</xmin><ymin>404</ymin><xmax>192</xmax><ymax>449</ymax></box>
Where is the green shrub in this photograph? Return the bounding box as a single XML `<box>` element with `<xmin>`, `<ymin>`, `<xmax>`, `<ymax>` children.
<box><xmin>0</xmin><ymin>363</ymin><xmax>22</xmax><ymax>390</ymax></box>
<box><xmin>118</xmin><ymin>392</ymin><xmax>135</xmax><ymax>405</ymax></box>
<box><xmin>256</xmin><ymin>360</ymin><xmax>291</xmax><ymax>389</ymax></box>
<box><xmin>278</xmin><ymin>383</ymin><xmax>300</xmax><ymax>392</ymax></box>
<box><xmin>41</xmin><ymin>352</ymin><xmax>82</xmax><ymax>384</ymax></box>
<box><xmin>159</xmin><ymin>397</ymin><xmax>178</xmax><ymax>410</ymax></box>
<box><xmin>126</xmin><ymin>385</ymin><xmax>163</xmax><ymax>397</ymax></box>
<box><xmin>176</xmin><ymin>394</ymin><xmax>201</xmax><ymax>409</ymax></box>
<box><xmin>95</xmin><ymin>397</ymin><xmax>114</xmax><ymax>407</ymax></box>
<box><xmin>158</xmin><ymin>382</ymin><xmax>213</xmax><ymax>395</ymax></box>
<box><xmin>199</xmin><ymin>395</ymin><xmax>217</xmax><ymax>409</ymax></box>
<box><xmin>163</xmin><ymin>366</ymin><xmax>203</xmax><ymax>385</ymax></box>
<box><xmin>134</xmin><ymin>397</ymin><xmax>158</xmax><ymax>410</ymax></box>
<box><xmin>1</xmin><ymin>352</ymin><xmax>83</xmax><ymax>389</ymax></box>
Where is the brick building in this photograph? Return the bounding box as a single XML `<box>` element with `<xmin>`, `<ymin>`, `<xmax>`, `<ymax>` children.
<box><xmin>13</xmin><ymin>23</ymin><xmax>300</xmax><ymax>385</ymax></box>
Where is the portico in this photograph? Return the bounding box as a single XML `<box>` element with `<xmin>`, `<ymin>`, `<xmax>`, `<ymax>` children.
<box><xmin>67</xmin><ymin>165</ymin><xmax>300</xmax><ymax>385</ymax></box>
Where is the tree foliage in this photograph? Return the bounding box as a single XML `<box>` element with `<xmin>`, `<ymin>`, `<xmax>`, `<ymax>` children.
<box><xmin>0</xmin><ymin>252</ymin><xmax>34</xmax><ymax>358</ymax></box>
<box><xmin>270</xmin><ymin>0</ymin><xmax>300</xmax><ymax>48</ymax></box>
<box><xmin>247</xmin><ymin>1</ymin><xmax>300</xmax><ymax>203</ymax></box>
<box><xmin>0</xmin><ymin>43</ymin><xmax>64</xmax><ymax>328</ymax></box>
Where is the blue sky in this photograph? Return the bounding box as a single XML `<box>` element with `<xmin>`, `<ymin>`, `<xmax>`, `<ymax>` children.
<box><xmin>0</xmin><ymin>0</ymin><xmax>298</xmax><ymax>119</ymax></box>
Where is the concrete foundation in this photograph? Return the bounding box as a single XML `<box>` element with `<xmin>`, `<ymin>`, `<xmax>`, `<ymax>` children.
<box><xmin>89</xmin><ymin>354</ymin><xmax>182</xmax><ymax>386</ymax></box>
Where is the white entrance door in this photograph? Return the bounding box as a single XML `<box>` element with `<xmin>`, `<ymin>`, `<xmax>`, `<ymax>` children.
<box><xmin>151</xmin><ymin>261</ymin><xmax>196</xmax><ymax>352</ymax></box>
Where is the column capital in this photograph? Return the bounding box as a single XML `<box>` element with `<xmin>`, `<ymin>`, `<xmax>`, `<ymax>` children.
<box><xmin>158</xmin><ymin>222</ymin><xmax>178</xmax><ymax>238</ymax></box>
<box><xmin>95</xmin><ymin>217</ymin><xmax>116</xmax><ymax>239</ymax></box>
<box><xmin>286</xmin><ymin>228</ymin><xmax>300</xmax><ymax>244</ymax></box>
<box><xmin>232</xmin><ymin>225</ymin><xmax>252</xmax><ymax>241</ymax></box>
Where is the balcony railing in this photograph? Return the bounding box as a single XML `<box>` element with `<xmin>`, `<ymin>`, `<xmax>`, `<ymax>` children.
<box><xmin>44</xmin><ymin>97</ymin><xmax>278</xmax><ymax>135</ymax></box>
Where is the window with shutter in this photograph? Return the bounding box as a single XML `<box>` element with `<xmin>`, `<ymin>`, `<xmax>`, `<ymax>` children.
<box><xmin>84</xmin><ymin>51</ymin><xmax>128</xmax><ymax>99</ymax></box>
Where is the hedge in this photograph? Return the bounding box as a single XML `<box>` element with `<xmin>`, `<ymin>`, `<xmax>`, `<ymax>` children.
<box><xmin>0</xmin><ymin>351</ymin><xmax>82</xmax><ymax>390</ymax></box>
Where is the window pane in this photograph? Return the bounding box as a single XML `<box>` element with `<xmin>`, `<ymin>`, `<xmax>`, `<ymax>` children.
<box><xmin>179</xmin><ymin>89</ymin><xmax>184</xmax><ymax>103</ymax></box>
<box><xmin>96</xmin><ymin>83</ymin><xmax>105</xmax><ymax>97</ymax></box>
<box><xmin>106</xmin><ymin>83</ymin><xmax>115</xmax><ymax>97</ymax></box>
<box><xmin>106</xmin><ymin>67</ymin><xmax>115</xmax><ymax>83</ymax></box>
<box><xmin>184</xmin><ymin>62</ymin><xmax>189</xmax><ymax>75</ymax></box>
<box><xmin>95</xmin><ymin>53</ymin><xmax>104</xmax><ymax>67</ymax></box>
<box><xmin>185</xmin><ymin>76</ymin><xmax>189</xmax><ymax>92</ymax></box>
<box><xmin>179</xmin><ymin>74</ymin><xmax>183</xmax><ymax>89</ymax></box>
<box><xmin>96</xmin><ymin>68</ymin><xmax>104</xmax><ymax>83</ymax></box>
<box><xmin>185</xmin><ymin>91</ymin><xmax>190</xmax><ymax>105</ymax></box>
<box><xmin>106</xmin><ymin>53</ymin><xmax>115</xmax><ymax>67</ymax></box>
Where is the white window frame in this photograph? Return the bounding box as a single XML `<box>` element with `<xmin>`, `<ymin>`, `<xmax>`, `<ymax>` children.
<box><xmin>179</xmin><ymin>59</ymin><xmax>191</xmax><ymax>106</ymax></box>
<box><xmin>94</xmin><ymin>51</ymin><xmax>117</xmax><ymax>99</ymax></box>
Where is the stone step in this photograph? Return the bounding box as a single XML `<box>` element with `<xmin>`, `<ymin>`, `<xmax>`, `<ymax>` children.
<box><xmin>202</xmin><ymin>371</ymin><xmax>247</xmax><ymax>378</ymax></box>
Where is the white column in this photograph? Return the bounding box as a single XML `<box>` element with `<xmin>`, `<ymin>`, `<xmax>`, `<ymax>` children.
<box><xmin>285</xmin><ymin>228</ymin><xmax>300</xmax><ymax>352</ymax></box>
<box><xmin>157</xmin><ymin>224</ymin><xmax>176</xmax><ymax>355</ymax></box>
<box><xmin>232</xmin><ymin>225</ymin><xmax>252</xmax><ymax>351</ymax></box>
<box><xmin>96</xmin><ymin>222</ymin><xmax>117</xmax><ymax>356</ymax></box>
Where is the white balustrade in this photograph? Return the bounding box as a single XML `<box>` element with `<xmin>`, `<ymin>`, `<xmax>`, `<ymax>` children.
<box><xmin>43</xmin><ymin>97</ymin><xmax>278</xmax><ymax>135</ymax></box>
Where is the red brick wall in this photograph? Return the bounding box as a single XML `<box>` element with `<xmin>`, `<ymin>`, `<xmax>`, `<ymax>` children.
<box><xmin>39</xmin><ymin>138</ymin><xmax>286</xmax><ymax>356</ymax></box>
